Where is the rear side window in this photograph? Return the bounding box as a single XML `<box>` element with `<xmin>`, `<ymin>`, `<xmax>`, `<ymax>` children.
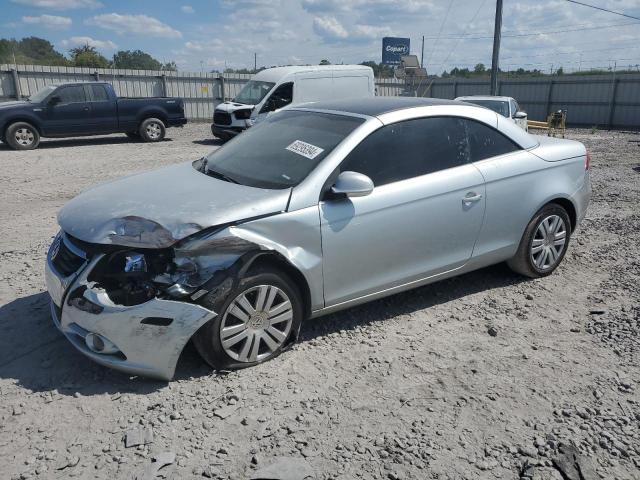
<box><xmin>90</xmin><ymin>85</ymin><xmax>109</xmax><ymax>102</ymax></box>
<box><xmin>57</xmin><ymin>86</ymin><xmax>86</xmax><ymax>104</ymax></box>
<box><xmin>341</xmin><ymin>117</ymin><xmax>469</xmax><ymax>187</ymax></box>
<box><xmin>465</xmin><ymin>119</ymin><xmax>520</xmax><ymax>162</ymax></box>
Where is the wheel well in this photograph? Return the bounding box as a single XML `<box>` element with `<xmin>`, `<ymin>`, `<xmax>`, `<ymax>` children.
<box><xmin>549</xmin><ymin>198</ymin><xmax>577</xmax><ymax>232</ymax></box>
<box><xmin>139</xmin><ymin>113</ymin><xmax>167</xmax><ymax>127</ymax></box>
<box><xmin>247</xmin><ymin>253</ymin><xmax>312</xmax><ymax>319</ymax></box>
<box><xmin>3</xmin><ymin>118</ymin><xmax>41</xmax><ymax>139</ymax></box>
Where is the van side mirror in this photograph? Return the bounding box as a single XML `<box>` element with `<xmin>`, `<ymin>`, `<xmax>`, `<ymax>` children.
<box><xmin>48</xmin><ymin>95</ymin><xmax>61</xmax><ymax>107</ymax></box>
<box><xmin>330</xmin><ymin>171</ymin><xmax>374</xmax><ymax>198</ymax></box>
<box><xmin>513</xmin><ymin>111</ymin><xmax>527</xmax><ymax>119</ymax></box>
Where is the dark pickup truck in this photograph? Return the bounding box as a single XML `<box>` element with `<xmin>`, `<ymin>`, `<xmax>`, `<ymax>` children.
<box><xmin>0</xmin><ymin>82</ymin><xmax>187</xmax><ymax>150</ymax></box>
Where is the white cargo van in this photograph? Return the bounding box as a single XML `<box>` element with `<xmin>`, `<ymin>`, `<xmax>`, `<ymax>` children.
<box><xmin>211</xmin><ymin>65</ymin><xmax>374</xmax><ymax>140</ymax></box>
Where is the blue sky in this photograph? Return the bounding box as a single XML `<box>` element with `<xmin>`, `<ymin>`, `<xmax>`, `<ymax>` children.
<box><xmin>3</xmin><ymin>0</ymin><xmax>640</xmax><ymax>73</ymax></box>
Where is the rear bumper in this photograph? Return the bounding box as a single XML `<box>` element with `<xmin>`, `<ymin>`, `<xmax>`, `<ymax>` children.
<box><xmin>572</xmin><ymin>172</ymin><xmax>592</xmax><ymax>227</ymax></box>
<box><xmin>45</xmin><ymin>242</ymin><xmax>216</xmax><ymax>381</ymax></box>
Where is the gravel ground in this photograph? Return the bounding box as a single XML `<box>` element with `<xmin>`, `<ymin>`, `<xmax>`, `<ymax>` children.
<box><xmin>0</xmin><ymin>125</ymin><xmax>638</xmax><ymax>480</ymax></box>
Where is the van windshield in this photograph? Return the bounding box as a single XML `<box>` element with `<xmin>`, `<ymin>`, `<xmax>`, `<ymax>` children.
<box><xmin>233</xmin><ymin>80</ymin><xmax>275</xmax><ymax>105</ymax></box>
<box><xmin>199</xmin><ymin>110</ymin><xmax>364</xmax><ymax>189</ymax></box>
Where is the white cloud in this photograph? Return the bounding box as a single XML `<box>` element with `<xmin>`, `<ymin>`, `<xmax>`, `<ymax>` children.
<box><xmin>313</xmin><ymin>16</ymin><xmax>349</xmax><ymax>41</ymax></box>
<box><xmin>181</xmin><ymin>5</ymin><xmax>194</xmax><ymax>14</ymax></box>
<box><xmin>86</xmin><ymin>13</ymin><xmax>182</xmax><ymax>39</ymax></box>
<box><xmin>60</xmin><ymin>36</ymin><xmax>117</xmax><ymax>51</ymax></box>
<box><xmin>11</xmin><ymin>0</ymin><xmax>101</xmax><ymax>9</ymax></box>
<box><xmin>22</xmin><ymin>14</ymin><xmax>72</xmax><ymax>29</ymax></box>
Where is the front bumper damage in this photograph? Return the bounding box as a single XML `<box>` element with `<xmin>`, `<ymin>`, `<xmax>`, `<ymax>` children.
<box><xmin>45</xmin><ymin>238</ymin><xmax>216</xmax><ymax>381</ymax></box>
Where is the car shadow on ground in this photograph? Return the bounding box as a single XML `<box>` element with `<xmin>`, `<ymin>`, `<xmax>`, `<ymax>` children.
<box><xmin>192</xmin><ymin>138</ymin><xmax>227</xmax><ymax>147</ymax></box>
<box><xmin>0</xmin><ymin>264</ymin><xmax>525</xmax><ymax>396</ymax></box>
<box><xmin>297</xmin><ymin>263</ymin><xmax>525</xmax><ymax>343</ymax></box>
<box><xmin>0</xmin><ymin>136</ymin><xmax>173</xmax><ymax>150</ymax></box>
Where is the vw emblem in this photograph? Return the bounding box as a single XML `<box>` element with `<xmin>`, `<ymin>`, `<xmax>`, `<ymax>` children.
<box><xmin>50</xmin><ymin>236</ymin><xmax>61</xmax><ymax>260</ymax></box>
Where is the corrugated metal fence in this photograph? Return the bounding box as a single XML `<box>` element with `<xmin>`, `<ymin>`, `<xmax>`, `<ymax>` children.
<box><xmin>0</xmin><ymin>64</ymin><xmax>251</xmax><ymax>121</ymax></box>
<box><xmin>1</xmin><ymin>64</ymin><xmax>638</xmax><ymax>128</ymax></box>
<box><xmin>414</xmin><ymin>74</ymin><xmax>640</xmax><ymax>129</ymax></box>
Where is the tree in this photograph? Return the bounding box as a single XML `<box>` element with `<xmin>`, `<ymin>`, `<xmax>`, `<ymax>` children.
<box><xmin>69</xmin><ymin>45</ymin><xmax>109</xmax><ymax>68</ymax></box>
<box><xmin>474</xmin><ymin>63</ymin><xmax>486</xmax><ymax>74</ymax></box>
<box><xmin>112</xmin><ymin>50</ymin><xmax>162</xmax><ymax>70</ymax></box>
<box><xmin>162</xmin><ymin>61</ymin><xmax>177</xmax><ymax>71</ymax></box>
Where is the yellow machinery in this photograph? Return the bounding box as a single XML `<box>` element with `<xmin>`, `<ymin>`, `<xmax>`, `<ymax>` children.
<box><xmin>528</xmin><ymin>110</ymin><xmax>567</xmax><ymax>138</ymax></box>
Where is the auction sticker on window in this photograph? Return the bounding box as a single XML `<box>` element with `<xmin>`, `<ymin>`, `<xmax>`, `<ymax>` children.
<box><xmin>286</xmin><ymin>140</ymin><xmax>324</xmax><ymax>159</ymax></box>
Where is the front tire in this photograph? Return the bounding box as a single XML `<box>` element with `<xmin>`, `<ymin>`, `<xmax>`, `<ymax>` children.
<box><xmin>193</xmin><ymin>267</ymin><xmax>303</xmax><ymax>371</ymax></box>
<box><xmin>6</xmin><ymin>122</ymin><xmax>40</xmax><ymax>150</ymax></box>
<box><xmin>507</xmin><ymin>203</ymin><xmax>571</xmax><ymax>278</ymax></box>
<box><xmin>139</xmin><ymin>118</ymin><xmax>166</xmax><ymax>142</ymax></box>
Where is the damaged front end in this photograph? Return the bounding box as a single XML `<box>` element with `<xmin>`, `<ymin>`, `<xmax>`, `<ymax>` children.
<box><xmin>45</xmin><ymin>225</ymin><xmax>275</xmax><ymax>380</ymax></box>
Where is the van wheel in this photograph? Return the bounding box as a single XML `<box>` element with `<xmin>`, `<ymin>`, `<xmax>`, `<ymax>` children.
<box><xmin>139</xmin><ymin>118</ymin><xmax>165</xmax><ymax>142</ymax></box>
<box><xmin>193</xmin><ymin>267</ymin><xmax>303</xmax><ymax>371</ymax></box>
<box><xmin>507</xmin><ymin>203</ymin><xmax>571</xmax><ymax>278</ymax></box>
<box><xmin>6</xmin><ymin>122</ymin><xmax>40</xmax><ymax>150</ymax></box>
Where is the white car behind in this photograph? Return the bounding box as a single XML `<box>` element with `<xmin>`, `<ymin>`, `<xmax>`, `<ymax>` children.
<box><xmin>455</xmin><ymin>95</ymin><xmax>528</xmax><ymax>131</ymax></box>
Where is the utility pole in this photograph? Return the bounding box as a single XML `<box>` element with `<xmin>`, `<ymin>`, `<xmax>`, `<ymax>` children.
<box><xmin>421</xmin><ymin>35</ymin><xmax>425</xmax><ymax>68</ymax></box>
<box><xmin>489</xmin><ymin>0</ymin><xmax>503</xmax><ymax>95</ymax></box>
<box><xmin>254</xmin><ymin>53</ymin><xmax>257</xmax><ymax>73</ymax></box>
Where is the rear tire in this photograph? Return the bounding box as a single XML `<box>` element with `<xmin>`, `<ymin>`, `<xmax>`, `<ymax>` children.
<box><xmin>139</xmin><ymin>118</ymin><xmax>165</xmax><ymax>142</ymax></box>
<box><xmin>507</xmin><ymin>203</ymin><xmax>571</xmax><ymax>278</ymax></box>
<box><xmin>5</xmin><ymin>122</ymin><xmax>40</xmax><ymax>150</ymax></box>
<box><xmin>193</xmin><ymin>267</ymin><xmax>303</xmax><ymax>371</ymax></box>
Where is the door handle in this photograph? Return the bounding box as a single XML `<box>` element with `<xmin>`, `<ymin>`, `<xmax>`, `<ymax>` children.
<box><xmin>83</xmin><ymin>106</ymin><xmax>90</xmax><ymax>111</ymax></box>
<box><xmin>462</xmin><ymin>192</ymin><xmax>483</xmax><ymax>204</ymax></box>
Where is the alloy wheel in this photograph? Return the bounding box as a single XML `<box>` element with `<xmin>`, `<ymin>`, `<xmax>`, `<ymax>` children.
<box><xmin>530</xmin><ymin>214</ymin><xmax>567</xmax><ymax>270</ymax></box>
<box><xmin>220</xmin><ymin>284</ymin><xmax>293</xmax><ymax>363</ymax></box>
<box><xmin>15</xmin><ymin>128</ymin><xmax>34</xmax><ymax>147</ymax></box>
<box><xmin>146</xmin><ymin>122</ymin><xmax>162</xmax><ymax>140</ymax></box>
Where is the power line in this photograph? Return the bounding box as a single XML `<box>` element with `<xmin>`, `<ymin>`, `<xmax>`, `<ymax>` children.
<box><xmin>565</xmin><ymin>0</ymin><xmax>640</xmax><ymax>22</ymax></box>
<box><xmin>419</xmin><ymin>20</ymin><xmax>638</xmax><ymax>40</ymax></box>
<box><xmin>425</xmin><ymin>0</ymin><xmax>455</xmax><ymax>67</ymax></box>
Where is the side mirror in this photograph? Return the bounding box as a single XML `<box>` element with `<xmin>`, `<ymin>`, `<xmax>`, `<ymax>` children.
<box><xmin>330</xmin><ymin>171</ymin><xmax>374</xmax><ymax>198</ymax></box>
<box><xmin>48</xmin><ymin>96</ymin><xmax>61</xmax><ymax>107</ymax></box>
<box><xmin>514</xmin><ymin>111</ymin><xmax>527</xmax><ymax>119</ymax></box>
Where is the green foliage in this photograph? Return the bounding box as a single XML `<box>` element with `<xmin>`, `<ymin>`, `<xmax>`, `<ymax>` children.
<box><xmin>0</xmin><ymin>36</ymin><xmax>177</xmax><ymax>70</ymax></box>
<box><xmin>0</xmin><ymin>36</ymin><xmax>68</xmax><ymax>66</ymax></box>
<box><xmin>112</xmin><ymin>50</ymin><xmax>162</xmax><ymax>70</ymax></box>
<box><xmin>359</xmin><ymin>61</ymin><xmax>394</xmax><ymax>78</ymax></box>
<box><xmin>69</xmin><ymin>44</ymin><xmax>109</xmax><ymax>68</ymax></box>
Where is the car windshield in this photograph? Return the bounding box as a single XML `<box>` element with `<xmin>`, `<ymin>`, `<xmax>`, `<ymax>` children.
<box><xmin>199</xmin><ymin>110</ymin><xmax>364</xmax><ymax>189</ymax></box>
<box><xmin>233</xmin><ymin>80</ymin><xmax>275</xmax><ymax>105</ymax></box>
<box><xmin>28</xmin><ymin>85</ymin><xmax>57</xmax><ymax>103</ymax></box>
<box><xmin>465</xmin><ymin>99</ymin><xmax>510</xmax><ymax>117</ymax></box>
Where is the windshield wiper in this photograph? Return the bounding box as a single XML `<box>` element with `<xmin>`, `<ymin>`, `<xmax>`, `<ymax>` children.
<box><xmin>205</xmin><ymin>164</ymin><xmax>240</xmax><ymax>184</ymax></box>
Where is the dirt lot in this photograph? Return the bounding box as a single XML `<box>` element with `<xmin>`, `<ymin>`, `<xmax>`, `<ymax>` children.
<box><xmin>0</xmin><ymin>124</ymin><xmax>638</xmax><ymax>480</ymax></box>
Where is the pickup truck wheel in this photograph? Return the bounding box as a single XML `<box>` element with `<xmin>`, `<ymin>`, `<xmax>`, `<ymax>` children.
<box><xmin>6</xmin><ymin>122</ymin><xmax>40</xmax><ymax>150</ymax></box>
<box><xmin>139</xmin><ymin>118</ymin><xmax>165</xmax><ymax>142</ymax></box>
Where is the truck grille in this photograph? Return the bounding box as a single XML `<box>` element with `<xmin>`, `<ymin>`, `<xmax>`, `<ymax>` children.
<box><xmin>214</xmin><ymin>111</ymin><xmax>232</xmax><ymax>126</ymax></box>
<box><xmin>52</xmin><ymin>236</ymin><xmax>86</xmax><ymax>276</ymax></box>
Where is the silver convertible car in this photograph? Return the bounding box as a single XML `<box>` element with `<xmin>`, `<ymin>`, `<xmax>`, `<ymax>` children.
<box><xmin>45</xmin><ymin>97</ymin><xmax>591</xmax><ymax>380</ymax></box>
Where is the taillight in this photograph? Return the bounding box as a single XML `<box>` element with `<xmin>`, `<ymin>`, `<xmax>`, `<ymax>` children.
<box><xmin>585</xmin><ymin>150</ymin><xmax>591</xmax><ymax>170</ymax></box>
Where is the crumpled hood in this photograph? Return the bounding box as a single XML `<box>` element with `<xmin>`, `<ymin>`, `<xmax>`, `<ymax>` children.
<box><xmin>58</xmin><ymin>162</ymin><xmax>290</xmax><ymax>248</ymax></box>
